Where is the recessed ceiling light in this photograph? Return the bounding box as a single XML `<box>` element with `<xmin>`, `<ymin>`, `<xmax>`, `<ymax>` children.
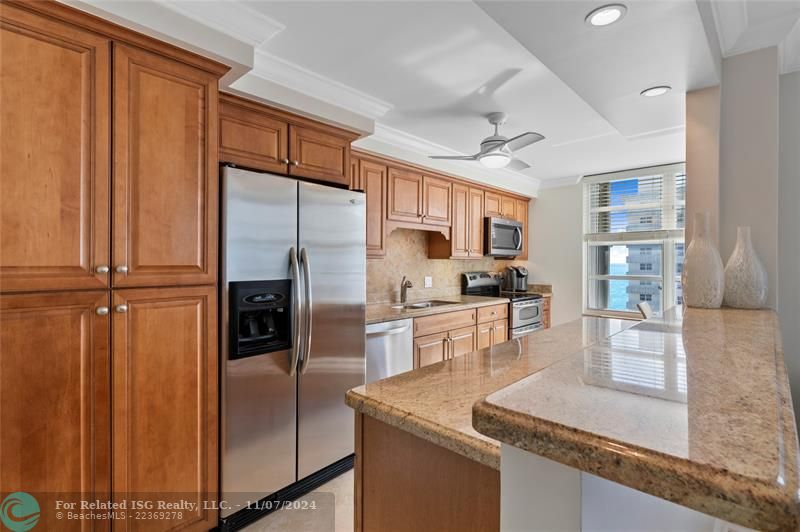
<box><xmin>585</xmin><ymin>4</ymin><xmax>627</xmax><ymax>27</ymax></box>
<box><xmin>640</xmin><ymin>85</ymin><xmax>672</xmax><ymax>97</ymax></box>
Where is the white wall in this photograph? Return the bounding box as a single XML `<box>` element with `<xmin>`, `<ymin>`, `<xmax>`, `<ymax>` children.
<box><xmin>529</xmin><ymin>185</ymin><xmax>584</xmax><ymax>326</ymax></box>
<box><xmin>686</xmin><ymin>86</ymin><xmax>721</xmax><ymax>246</ymax></box>
<box><xmin>779</xmin><ymin>71</ymin><xmax>800</xmax><ymax>420</ymax></box>
<box><xmin>719</xmin><ymin>47</ymin><xmax>780</xmax><ymax>309</ymax></box>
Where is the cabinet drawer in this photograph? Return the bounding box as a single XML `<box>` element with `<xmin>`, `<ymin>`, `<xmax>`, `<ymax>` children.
<box><xmin>414</xmin><ymin>309</ymin><xmax>476</xmax><ymax>337</ymax></box>
<box><xmin>477</xmin><ymin>304</ymin><xmax>508</xmax><ymax>323</ymax></box>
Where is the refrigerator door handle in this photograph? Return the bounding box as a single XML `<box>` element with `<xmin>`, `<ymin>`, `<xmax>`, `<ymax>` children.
<box><xmin>299</xmin><ymin>247</ymin><xmax>313</xmax><ymax>374</ymax></box>
<box><xmin>289</xmin><ymin>247</ymin><xmax>303</xmax><ymax>376</ymax></box>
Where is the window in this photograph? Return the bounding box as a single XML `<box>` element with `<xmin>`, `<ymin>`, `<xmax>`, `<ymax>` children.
<box><xmin>584</xmin><ymin>163</ymin><xmax>685</xmax><ymax>317</ymax></box>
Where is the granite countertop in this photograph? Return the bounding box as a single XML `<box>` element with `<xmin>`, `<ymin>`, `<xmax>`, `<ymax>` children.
<box><xmin>473</xmin><ymin>307</ymin><xmax>799</xmax><ymax>531</ymax></box>
<box><xmin>346</xmin><ymin>316</ymin><xmax>638</xmax><ymax>468</ymax></box>
<box><xmin>366</xmin><ymin>295</ymin><xmax>510</xmax><ymax>325</ymax></box>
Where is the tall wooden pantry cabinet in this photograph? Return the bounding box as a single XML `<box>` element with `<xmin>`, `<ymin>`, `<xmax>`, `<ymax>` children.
<box><xmin>0</xmin><ymin>2</ymin><xmax>227</xmax><ymax>530</ymax></box>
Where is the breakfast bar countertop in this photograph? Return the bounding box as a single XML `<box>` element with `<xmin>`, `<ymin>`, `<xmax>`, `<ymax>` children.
<box><xmin>346</xmin><ymin>315</ymin><xmax>638</xmax><ymax>468</ymax></box>
<box><xmin>472</xmin><ymin>307</ymin><xmax>800</xmax><ymax>531</ymax></box>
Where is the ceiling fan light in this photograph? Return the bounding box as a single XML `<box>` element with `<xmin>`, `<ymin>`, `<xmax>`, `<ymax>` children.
<box><xmin>479</xmin><ymin>152</ymin><xmax>511</xmax><ymax>169</ymax></box>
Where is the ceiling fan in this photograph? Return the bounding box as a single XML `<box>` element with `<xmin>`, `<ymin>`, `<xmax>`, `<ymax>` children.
<box><xmin>429</xmin><ymin>112</ymin><xmax>544</xmax><ymax>171</ymax></box>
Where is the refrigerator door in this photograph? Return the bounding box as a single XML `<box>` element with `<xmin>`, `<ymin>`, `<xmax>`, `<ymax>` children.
<box><xmin>297</xmin><ymin>181</ymin><xmax>366</xmax><ymax>479</ymax></box>
<box><xmin>221</xmin><ymin>167</ymin><xmax>299</xmax><ymax>517</ymax></box>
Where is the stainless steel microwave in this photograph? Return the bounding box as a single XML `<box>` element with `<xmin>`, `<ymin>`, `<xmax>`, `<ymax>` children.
<box><xmin>484</xmin><ymin>217</ymin><xmax>523</xmax><ymax>257</ymax></box>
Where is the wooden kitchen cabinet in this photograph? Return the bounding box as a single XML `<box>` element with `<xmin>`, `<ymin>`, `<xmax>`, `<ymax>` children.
<box><xmin>515</xmin><ymin>198</ymin><xmax>529</xmax><ymax>260</ymax></box>
<box><xmin>0</xmin><ymin>4</ymin><xmax>110</xmax><ymax>293</ymax></box>
<box><xmin>422</xmin><ymin>175</ymin><xmax>451</xmax><ymax>226</ymax></box>
<box><xmin>0</xmin><ymin>291</ymin><xmax>110</xmax><ymax>527</ymax></box>
<box><xmin>543</xmin><ymin>296</ymin><xmax>552</xmax><ymax>329</ymax></box>
<box><xmin>414</xmin><ymin>331</ymin><xmax>449</xmax><ymax>368</ymax></box>
<box><xmin>351</xmin><ymin>157</ymin><xmax>362</xmax><ymax>191</ymax></box>
<box><xmin>429</xmin><ymin>184</ymin><xmax>483</xmax><ymax>259</ymax></box>
<box><xmin>289</xmin><ymin>124</ymin><xmax>351</xmax><ymax>186</ymax></box>
<box><xmin>112</xmin><ymin>285</ymin><xmax>218</xmax><ymax>531</ymax></box>
<box><xmin>484</xmin><ymin>191</ymin><xmax>503</xmax><ymax>217</ymax></box>
<box><xmin>361</xmin><ymin>159</ymin><xmax>387</xmax><ymax>258</ymax></box>
<box><xmin>477</xmin><ymin>322</ymin><xmax>493</xmax><ymax>349</ymax></box>
<box><xmin>219</xmin><ymin>94</ymin><xmax>289</xmax><ymax>174</ymax></box>
<box><xmin>501</xmin><ymin>196</ymin><xmax>516</xmax><ymax>219</ymax></box>
<box><xmin>477</xmin><ymin>304</ymin><xmax>508</xmax><ymax>348</ymax></box>
<box><xmin>493</xmin><ymin>319</ymin><xmax>508</xmax><ymax>344</ymax></box>
<box><xmin>449</xmin><ymin>325</ymin><xmax>477</xmax><ymax>358</ymax></box>
<box><xmin>388</xmin><ymin>167</ymin><xmax>424</xmax><ymax>223</ymax></box>
<box><xmin>113</xmin><ymin>43</ymin><xmax>218</xmax><ymax>289</ymax></box>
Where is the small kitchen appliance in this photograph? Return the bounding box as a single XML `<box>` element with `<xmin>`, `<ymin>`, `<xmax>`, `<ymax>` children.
<box><xmin>503</xmin><ymin>265</ymin><xmax>529</xmax><ymax>292</ymax></box>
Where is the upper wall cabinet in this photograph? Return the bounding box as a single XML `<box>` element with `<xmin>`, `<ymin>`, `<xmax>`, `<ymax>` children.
<box><xmin>0</xmin><ymin>4</ymin><xmax>110</xmax><ymax>292</ymax></box>
<box><xmin>429</xmin><ymin>183</ymin><xmax>482</xmax><ymax>259</ymax></box>
<box><xmin>113</xmin><ymin>44</ymin><xmax>218</xmax><ymax>288</ymax></box>
<box><xmin>484</xmin><ymin>191</ymin><xmax>503</xmax><ymax>218</ymax></box>
<box><xmin>219</xmin><ymin>96</ymin><xmax>288</xmax><ymax>174</ymax></box>
<box><xmin>219</xmin><ymin>93</ymin><xmax>358</xmax><ymax>187</ymax></box>
<box><xmin>501</xmin><ymin>196</ymin><xmax>516</xmax><ymax>219</ymax></box>
<box><xmin>422</xmin><ymin>175</ymin><xmax>452</xmax><ymax>227</ymax></box>
<box><xmin>388</xmin><ymin>167</ymin><xmax>424</xmax><ymax>224</ymax></box>
<box><xmin>515</xmin><ymin>198</ymin><xmax>529</xmax><ymax>260</ymax></box>
<box><xmin>360</xmin><ymin>159</ymin><xmax>388</xmax><ymax>258</ymax></box>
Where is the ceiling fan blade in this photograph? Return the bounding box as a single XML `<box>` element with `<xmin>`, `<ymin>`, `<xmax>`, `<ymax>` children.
<box><xmin>502</xmin><ymin>132</ymin><xmax>545</xmax><ymax>153</ymax></box>
<box><xmin>506</xmin><ymin>158</ymin><xmax>531</xmax><ymax>171</ymax></box>
<box><xmin>429</xmin><ymin>154</ymin><xmax>479</xmax><ymax>161</ymax></box>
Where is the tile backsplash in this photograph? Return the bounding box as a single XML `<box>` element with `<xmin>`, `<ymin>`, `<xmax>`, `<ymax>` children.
<box><xmin>367</xmin><ymin>229</ymin><xmax>529</xmax><ymax>303</ymax></box>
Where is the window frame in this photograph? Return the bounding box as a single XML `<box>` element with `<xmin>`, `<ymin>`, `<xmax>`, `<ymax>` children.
<box><xmin>582</xmin><ymin>163</ymin><xmax>686</xmax><ymax>319</ymax></box>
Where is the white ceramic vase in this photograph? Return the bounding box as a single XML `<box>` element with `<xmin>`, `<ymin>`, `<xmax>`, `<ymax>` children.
<box><xmin>683</xmin><ymin>212</ymin><xmax>724</xmax><ymax>308</ymax></box>
<box><xmin>723</xmin><ymin>226</ymin><xmax>767</xmax><ymax>308</ymax></box>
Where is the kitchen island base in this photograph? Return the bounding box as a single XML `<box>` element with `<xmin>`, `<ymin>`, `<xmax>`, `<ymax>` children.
<box><xmin>354</xmin><ymin>414</ymin><xmax>499</xmax><ymax>532</ymax></box>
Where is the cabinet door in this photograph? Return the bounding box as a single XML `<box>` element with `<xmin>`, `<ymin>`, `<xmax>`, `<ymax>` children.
<box><xmin>350</xmin><ymin>157</ymin><xmax>362</xmax><ymax>191</ymax></box>
<box><xmin>449</xmin><ymin>325</ymin><xmax>477</xmax><ymax>359</ymax></box>
<box><xmin>450</xmin><ymin>183</ymin><xmax>470</xmax><ymax>258</ymax></box>
<box><xmin>492</xmin><ymin>319</ymin><xmax>508</xmax><ymax>345</ymax></box>
<box><xmin>362</xmin><ymin>160</ymin><xmax>387</xmax><ymax>258</ymax></box>
<box><xmin>414</xmin><ymin>331</ymin><xmax>448</xmax><ymax>368</ymax></box>
<box><xmin>501</xmin><ymin>196</ymin><xmax>516</xmax><ymax>219</ymax></box>
<box><xmin>484</xmin><ymin>191</ymin><xmax>502</xmax><ymax>217</ymax></box>
<box><xmin>288</xmin><ymin>124</ymin><xmax>351</xmax><ymax>186</ymax></box>
<box><xmin>422</xmin><ymin>175</ymin><xmax>451</xmax><ymax>226</ymax></box>
<box><xmin>468</xmin><ymin>188</ymin><xmax>485</xmax><ymax>257</ymax></box>
<box><xmin>515</xmin><ymin>198</ymin><xmax>529</xmax><ymax>260</ymax></box>
<box><xmin>388</xmin><ymin>168</ymin><xmax>423</xmax><ymax>223</ymax></box>
<box><xmin>1</xmin><ymin>291</ymin><xmax>110</xmax><ymax>528</ymax></box>
<box><xmin>0</xmin><ymin>5</ymin><xmax>110</xmax><ymax>292</ymax></box>
<box><xmin>219</xmin><ymin>95</ymin><xmax>288</xmax><ymax>174</ymax></box>
<box><xmin>477</xmin><ymin>322</ymin><xmax>493</xmax><ymax>350</ymax></box>
<box><xmin>113</xmin><ymin>44</ymin><xmax>218</xmax><ymax>288</ymax></box>
<box><xmin>112</xmin><ymin>286</ymin><xmax>217</xmax><ymax>531</ymax></box>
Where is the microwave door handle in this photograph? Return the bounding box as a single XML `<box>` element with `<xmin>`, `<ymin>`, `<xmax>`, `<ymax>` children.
<box><xmin>299</xmin><ymin>247</ymin><xmax>313</xmax><ymax>374</ymax></box>
<box><xmin>289</xmin><ymin>247</ymin><xmax>302</xmax><ymax>376</ymax></box>
<box><xmin>513</xmin><ymin>227</ymin><xmax>523</xmax><ymax>250</ymax></box>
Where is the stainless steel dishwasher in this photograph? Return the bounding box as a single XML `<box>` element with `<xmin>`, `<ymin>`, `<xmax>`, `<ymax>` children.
<box><xmin>365</xmin><ymin>319</ymin><xmax>413</xmax><ymax>383</ymax></box>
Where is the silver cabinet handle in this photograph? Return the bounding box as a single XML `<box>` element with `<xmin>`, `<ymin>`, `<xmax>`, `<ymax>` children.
<box><xmin>282</xmin><ymin>158</ymin><xmax>290</xmax><ymax>164</ymax></box>
<box><xmin>115</xmin><ymin>305</ymin><xmax>128</xmax><ymax>313</ymax></box>
<box><xmin>291</xmin><ymin>160</ymin><xmax>300</xmax><ymax>166</ymax></box>
<box><xmin>96</xmin><ymin>306</ymin><xmax>109</xmax><ymax>316</ymax></box>
<box><xmin>288</xmin><ymin>247</ymin><xmax>302</xmax><ymax>376</ymax></box>
<box><xmin>366</xmin><ymin>325</ymin><xmax>411</xmax><ymax>338</ymax></box>
<box><xmin>115</xmin><ymin>265</ymin><xmax>128</xmax><ymax>274</ymax></box>
<box><xmin>299</xmin><ymin>247</ymin><xmax>313</xmax><ymax>374</ymax></box>
<box><xmin>96</xmin><ymin>265</ymin><xmax>109</xmax><ymax>274</ymax></box>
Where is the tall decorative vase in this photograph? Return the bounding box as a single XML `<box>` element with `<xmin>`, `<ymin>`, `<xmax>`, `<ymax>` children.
<box><xmin>723</xmin><ymin>226</ymin><xmax>767</xmax><ymax>308</ymax></box>
<box><xmin>683</xmin><ymin>212</ymin><xmax>724</xmax><ymax>308</ymax></box>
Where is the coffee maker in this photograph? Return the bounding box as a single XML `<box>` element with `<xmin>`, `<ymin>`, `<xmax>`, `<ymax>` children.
<box><xmin>503</xmin><ymin>266</ymin><xmax>529</xmax><ymax>292</ymax></box>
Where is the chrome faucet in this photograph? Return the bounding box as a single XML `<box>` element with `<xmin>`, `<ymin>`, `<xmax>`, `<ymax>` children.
<box><xmin>400</xmin><ymin>276</ymin><xmax>413</xmax><ymax>304</ymax></box>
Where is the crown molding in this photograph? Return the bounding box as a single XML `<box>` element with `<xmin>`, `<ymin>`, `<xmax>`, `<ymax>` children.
<box><xmin>709</xmin><ymin>0</ymin><xmax>749</xmax><ymax>56</ymax></box>
<box><xmin>537</xmin><ymin>175</ymin><xmax>582</xmax><ymax>190</ymax></box>
<box><xmin>356</xmin><ymin>123</ymin><xmax>541</xmax><ymax>197</ymax></box>
<box><xmin>158</xmin><ymin>0</ymin><xmax>284</xmax><ymax>48</ymax></box>
<box><xmin>780</xmin><ymin>20</ymin><xmax>800</xmax><ymax>74</ymax></box>
<box><xmin>251</xmin><ymin>50</ymin><xmax>393</xmax><ymax>121</ymax></box>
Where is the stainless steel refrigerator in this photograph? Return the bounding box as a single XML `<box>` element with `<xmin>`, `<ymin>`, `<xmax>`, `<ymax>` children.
<box><xmin>220</xmin><ymin>166</ymin><xmax>366</xmax><ymax>521</ymax></box>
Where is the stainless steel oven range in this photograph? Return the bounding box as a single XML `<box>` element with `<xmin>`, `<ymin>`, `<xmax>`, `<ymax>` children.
<box><xmin>462</xmin><ymin>271</ymin><xmax>543</xmax><ymax>338</ymax></box>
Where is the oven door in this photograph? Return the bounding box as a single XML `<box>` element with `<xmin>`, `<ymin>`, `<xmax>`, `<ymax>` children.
<box><xmin>511</xmin><ymin>299</ymin><xmax>543</xmax><ymax>329</ymax></box>
<box><xmin>485</xmin><ymin>217</ymin><xmax>523</xmax><ymax>256</ymax></box>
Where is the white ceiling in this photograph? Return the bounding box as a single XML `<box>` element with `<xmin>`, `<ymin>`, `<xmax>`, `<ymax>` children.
<box><xmin>63</xmin><ymin>0</ymin><xmax>799</xmax><ymax>195</ymax></box>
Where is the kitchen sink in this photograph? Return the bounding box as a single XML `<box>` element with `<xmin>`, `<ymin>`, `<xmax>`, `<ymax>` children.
<box><xmin>391</xmin><ymin>300</ymin><xmax>456</xmax><ymax>310</ymax></box>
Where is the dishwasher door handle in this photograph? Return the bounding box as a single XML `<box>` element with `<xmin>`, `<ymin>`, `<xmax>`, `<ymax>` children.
<box><xmin>366</xmin><ymin>324</ymin><xmax>411</xmax><ymax>338</ymax></box>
